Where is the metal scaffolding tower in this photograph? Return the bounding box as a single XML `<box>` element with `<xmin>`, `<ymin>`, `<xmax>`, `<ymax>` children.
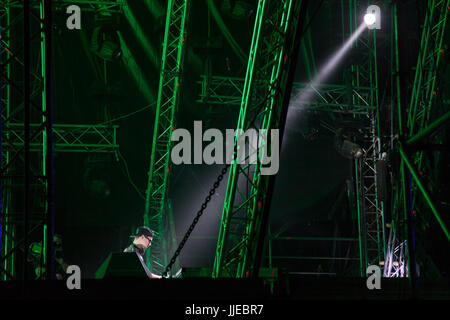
<box><xmin>143</xmin><ymin>0</ymin><xmax>189</xmax><ymax>276</ymax></box>
<box><xmin>0</xmin><ymin>0</ymin><xmax>53</xmax><ymax>280</ymax></box>
<box><xmin>0</xmin><ymin>0</ymin><xmax>121</xmax><ymax>280</ymax></box>
<box><xmin>344</xmin><ymin>0</ymin><xmax>385</xmax><ymax>275</ymax></box>
<box><xmin>384</xmin><ymin>0</ymin><xmax>450</xmax><ymax>280</ymax></box>
<box><xmin>212</xmin><ymin>0</ymin><xmax>307</xmax><ymax>278</ymax></box>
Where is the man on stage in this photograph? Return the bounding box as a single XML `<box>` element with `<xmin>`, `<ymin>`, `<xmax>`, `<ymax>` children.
<box><xmin>124</xmin><ymin>226</ymin><xmax>162</xmax><ymax>279</ymax></box>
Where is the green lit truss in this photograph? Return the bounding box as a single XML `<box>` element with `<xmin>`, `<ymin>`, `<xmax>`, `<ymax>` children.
<box><xmin>385</xmin><ymin>0</ymin><xmax>450</xmax><ymax>278</ymax></box>
<box><xmin>5</xmin><ymin>124</ymin><xmax>118</xmax><ymax>153</ymax></box>
<box><xmin>0</xmin><ymin>0</ymin><xmax>121</xmax><ymax>280</ymax></box>
<box><xmin>204</xmin><ymin>0</ymin><xmax>384</xmax><ymax>277</ymax></box>
<box><xmin>345</xmin><ymin>0</ymin><xmax>384</xmax><ymax>276</ymax></box>
<box><xmin>198</xmin><ymin>76</ymin><xmax>376</xmax><ymax>115</ymax></box>
<box><xmin>143</xmin><ymin>0</ymin><xmax>189</xmax><ymax>275</ymax></box>
<box><xmin>212</xmin><ymin>0</ymin><xmax>306</xmax><ymax>278</ymax></box>
<box><xmin>0</xmin><ymin>0</ymin><xmax>52</xmax><ymax>280</ymax></box>
<box><xmin>4</xmin><ymin>0</ymin><xmax>124</xmax><ymax>13</ymax></box>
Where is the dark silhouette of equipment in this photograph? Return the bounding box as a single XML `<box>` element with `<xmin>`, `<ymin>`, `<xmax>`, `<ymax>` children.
<box><xmin>95</xmin><ymin>252</ymin><xmax>148</xmax><ymax>279</ymax></box>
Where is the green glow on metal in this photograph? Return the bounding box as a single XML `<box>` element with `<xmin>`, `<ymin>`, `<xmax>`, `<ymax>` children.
<box><xmin>305</xmin><ymin>12</ymin><xmax>317</xmax><ymax>76</ymax></box>
<box><xmin>213</xmin><ymin>0</ymin><xmax>299</xmax><ymax>278</ymax></box>
<box><xmin>345</xmin><ymin>0</ymin><xmax>385</xmax><ymax>271</ymax></box>
<box><xmin>213</xmin><ymin>0</ymin><xmax>267</xmax><ymax>278</ymax></box>
<box><xmin>0</xmin><ymin>5</ymin><xmax>17</xmax><ymax>281</ymax></box>
<box><xmin>40</xmin><ymin>0</ymin><xmax>48</xmax><ymax>270</ymax></box>
<box><xmin>412</xmin><ymin>0</ymin><xmax>448</xmax><ymax>217</ymax></box>
<box><xmin>117</xmin><ymin>31</ymin><xmax>154</xmax><ymax>103</ymax></box>
<box><xmin>355</xmin><ymin>159</ymin><xmax>365</xmax><ymax>277</ymax></box>
<box><xmin>1</xmin><ymin>5</ymin><xmax>12</xmax><ymax>281</ymax></box>
<box><xmin>123</xmin><ymin>0</ymin><xmax>159</xmax><ymax>68</ymax></box>
<box><xmin>407</xmin><ymin>110</ymin><xmax>450</xmax><ymax>146</ymax></box>
<box><xmin>408</xmin><ymin>0</ymin><xmax>449</xmax><ymax>136</ymax></box>
<box><xmin>144</xmin><ymin>0</ymin><xmax>189</xmax><ymax>275</ymax></box>
<box><xmin>373</xmin><ymin>29</ymin><xmax>381</xmax><ymax>139</ymax></box>
<box><xmin>398</xmin><ymin>143</ymin><xmax>450</xmax><ymax>242</ymax></box>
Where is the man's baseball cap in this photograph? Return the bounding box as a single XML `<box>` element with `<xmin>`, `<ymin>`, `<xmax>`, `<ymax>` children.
<box><xmin>130</xmin><ymin>226</ymin><xmax>154</xmax><ymax>239</ymax></box>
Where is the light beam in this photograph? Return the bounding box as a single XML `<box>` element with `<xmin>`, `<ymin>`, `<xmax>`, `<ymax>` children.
<box><xmin>284</xmin><ymin>23</ymin><xmax>368</xmax><ymax>141</ymax></box>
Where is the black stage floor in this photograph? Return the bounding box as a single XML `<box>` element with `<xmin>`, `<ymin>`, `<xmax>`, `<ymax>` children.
<box><xmin>0</xmin><ymin>276</ymin><xmax>448</xmax><ymax>301</ymax></box>
<box><xmin>1</xmin><ymin>277</ymin><xmax>448</xmax><ymax>317</ymax></box>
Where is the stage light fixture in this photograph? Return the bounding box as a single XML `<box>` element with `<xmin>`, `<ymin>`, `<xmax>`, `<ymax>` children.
<box><xmin>365</xmin><ymin>5</ymin><xmax>381</xmax><ymax>30</ymax></box>
<box><xmin>91</xmin><ymin>12</ymin><xmax>122</xmax><ymax>61</ymax></box>
<box><xmin>364</xmin><ymin>13</ymin><xmax>376</xmax><ymax>26</ymax></box>
<box><xmin>334</xmin><ymin>129</ymin><xmax>364</xmax><ymax>160</ymax></box>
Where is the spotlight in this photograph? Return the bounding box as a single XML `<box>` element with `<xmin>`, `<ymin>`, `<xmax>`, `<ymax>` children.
<box><xmin>94</xmin><ymin>36</ymin><xmax>122</xmax><ymax>60</ymax></box>
<box><xmin>364</xmin><ymin>13</ymin><xmax>376</xmax><ymax>26</ymax></box>
<box><xmin>91</xmin><ymin>12</ymin><xmax>122</xmax><ymax>61</ymax></box>
<box><xmin>365</xmin><ymin>5</ymin><xmax>381</xmax><ymax>30</ymax></box>
<box><xmin>334</xmin><ymin>129</ymin><xmax>364</xmax><ymax>159</ymax></box>
<box><xmin>341</xmin><ymin>140</ymin><xmax>363</xmax><ymax>159</ymax></box>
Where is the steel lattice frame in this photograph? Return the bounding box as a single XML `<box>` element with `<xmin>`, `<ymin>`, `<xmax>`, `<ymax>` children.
<box><xmin>406</xmin><ymin>0</ymin><xmax>449</xmax><ymax>206</ymax></box>
<box><xmin>5</xmin><ymin>0</ymin><xmax>124</xmax><ymax>13</ymax></box>
<box><xmin>5</xmin><ymin>124</ymin><xmax>118</xmax><ymax>153</ymax></box>
<box><xmin>0</xmin><ymin>0</ymin><xmax>121</xmax><ymax>280</ymax></box>
<box><xmin>384</xmin><ymin>0</ymin><xmax>450</xmax><ymax>279</ymax></box>
<box><xmin>0</xmin><ymin>0</ymin><xmax>53</xmax><ymax>280</ymax></box>
<box><xmin>407</xmin><ymin>0</ymin><xmax>449</xmax><ymax>138</ymax></box>
<box><xmin>0</xmin><ymin>3</ymin><xmax>12</xmax><ymax>280</ymax></box>
<box><xmin>198</xmin><ymin>76</ymin><xmax>376</xmax><ymax>115</ymax></box>
<box><xmin>143</xmin><ymin>0</ymin><xmax>189</xmax><ymax>275</ymax></box>
<box><xmin>213</xmin><ymin>0</ymin><xmax>305</xmax><ymax>278</ymax></box>
<box><xmin>343</xmin><ymin>0</ymin><xmax>385</xmax><ymax>275</ymax></box>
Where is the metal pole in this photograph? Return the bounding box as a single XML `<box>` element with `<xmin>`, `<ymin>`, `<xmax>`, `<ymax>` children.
<box><xmin>355</xmin><ymin>158</ymin><xmax>365</xmax><ymax>277</ymax></box>
<box><xmin>43</xmin><ymin>0</ymin><xmax>54</xmax><ymax>280</ymax></box>
<box><xmin>23</xmin><ymin>0</ymin><xmax>30</xmax><ymax>284</ymax></box>
<box><xmin>406</xmin><ymin>110</ymin><xmax>450</xmax><ymax>146</ymax></box>
<box><xmin>398</xmin><ymin>142</ymin><xmax>450</xmax><ymax>241</ymax></box>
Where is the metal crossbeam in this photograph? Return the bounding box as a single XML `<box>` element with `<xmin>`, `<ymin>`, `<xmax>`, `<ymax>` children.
<box><xmin>3</xmin><ymin>124</ymin><xmax>118</xmax><ymax>153</ymax></box>
<box><xmin>143</xmin><ymin>0</ymin><xmax>189</xmax><ymax>276</ymax></box>
<box><xmin>213</xmin><ymin>0</ymin><xmax>306</xmax><ymax>278</ymax></box>
<box><xmin>2</xmin><ymin>0</ymin><xmax>125</xmax><ymax>12</ymax></box>
<box><xmin>198</xmin><ymin>76</ymin><xmax>376</xmax><ymax>114</ymax></box>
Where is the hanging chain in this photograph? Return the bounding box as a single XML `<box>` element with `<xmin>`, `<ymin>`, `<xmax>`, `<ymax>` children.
<box><xmin>162</xmin><ymin>164</ymin><xmax>230</xmax><ymax>278</ymax></box>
